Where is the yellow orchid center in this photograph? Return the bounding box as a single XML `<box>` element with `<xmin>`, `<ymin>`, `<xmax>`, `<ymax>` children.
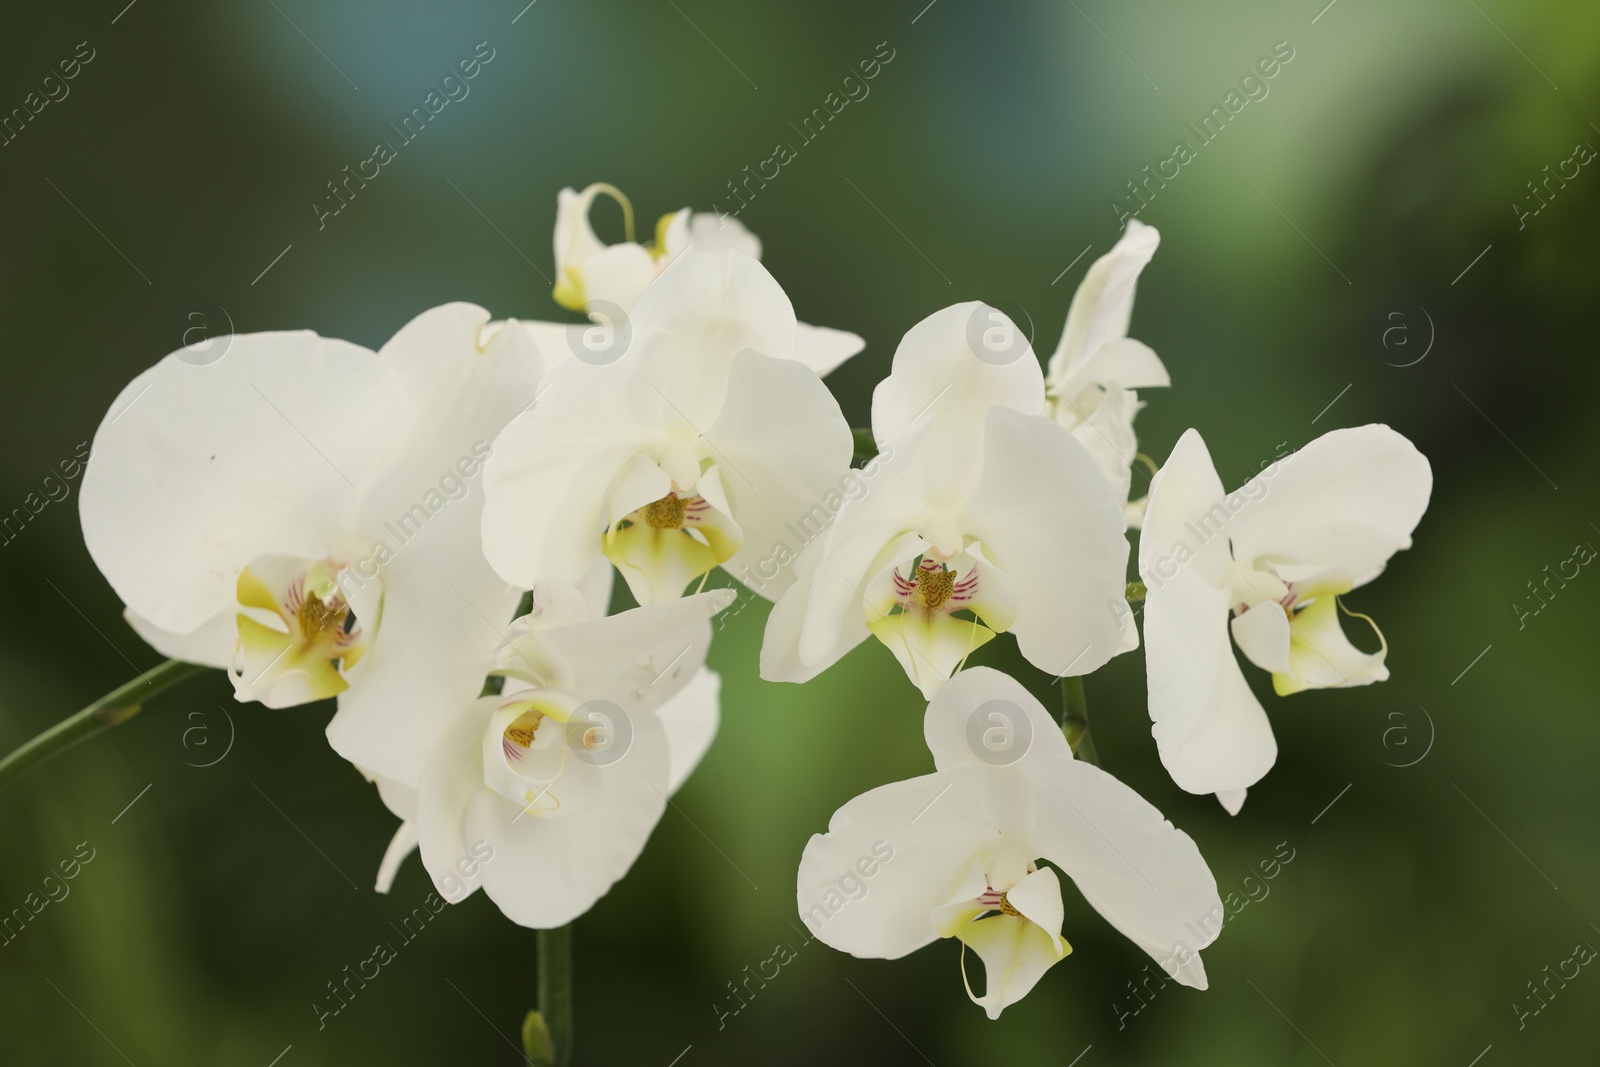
<box><xmin>604</xmin><ymin>490</ymin><xmax>740</xmax><ymax>603</ymax></box>
<box><xmin>864</xmin><ymin>554</ymin><xmax>1004</xmax><ymax>697</ymax></box>
<box><xmin>885</xmin><ymin>557</ymin><xmax>981</xmax><ymax>619</ymax></box>
<box><xmin>501</xmin><ymin>708</ymin><xmax>545</xmax><ymax>762</ymax></box>
<box><xmin>232</xmin><ymin>556</ymin><xmax>370</xmax><ymax>706</ymax></box>
<box><xmin>946</xmin><ymin>868</ymin><xmax>1073</xmax><ymax>1020</ymax></box>
<box><xmin>484</xmin><ymin>691</ymin><xmax>603</xmax><ymax>819</ymax></box>
<box><xmin>297</xmin><ymin>588</ymin><xmax>349</xmax><ymax>640</ymax></box>
<box><xmin>914</xmin><ymin>564</ymin><xmax>956</xmax><ymax>610</ymax></box>
<box><xmin>643</xmin><ymin>492</ymin><xmax>687</xmax><ymax>529</ymax></box>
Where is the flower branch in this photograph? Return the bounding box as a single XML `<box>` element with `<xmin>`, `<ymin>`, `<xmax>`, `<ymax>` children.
<box><xmin>0</xmin><ymin>659</ymin><xmax>209</xmax><ymax>789</ymax></box>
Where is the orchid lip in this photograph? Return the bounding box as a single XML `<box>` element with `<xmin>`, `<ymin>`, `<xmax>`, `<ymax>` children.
<box><xmin>604</xmin><ymin>489</ymin><xmax>741</xmax><ymax>604</ymax></box>
<box><xmin>482</xmin><ymin>690</ymin><xmax>599</xmax><ymax>817</ymax></box>
<box><xmin>231</xmin><ymin>555</ymin><xmax>374</xmax><ymax>706</ymax></box>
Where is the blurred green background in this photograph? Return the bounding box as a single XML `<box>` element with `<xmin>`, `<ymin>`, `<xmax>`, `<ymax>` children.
<box><xmin>2</xmin><ymin>0</ymin><xmax>1597</xmax><ymax>1063</ymax></box>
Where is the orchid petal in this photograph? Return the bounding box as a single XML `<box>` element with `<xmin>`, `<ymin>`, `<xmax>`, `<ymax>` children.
<box><xmin>866</xmin><ymin>610</ymin><xmax>997</xmax><ymax>701</ymax></box>
<box><xmin>1215</xmin><ymin>789</ymin><xmax>1248</xmax><ymax>815</ymax></box>
<box><xmin>1275</xmin><ymin>594</ymin><xmax>1389</xmax><ymax>694</ymax></box>
<box><xmin>576</xmin><ymin>244</ymin><xmax>660</xmax><ymax>313</ymax></box>
<box><xmin>793</xmin><ymin>323</ymin><xmax>866</xmax><ymax>377</ymax></box>
<box><xmin>80</xmin><ymin>330</ymin><xmax>375</xmax><ymax>636</ymax></box>
<box><xmin>683</xmin><ymin>211</ymin><xmax>762</xmax><ymax>259</ymax></box>
<box><xmin>1230</xmin><ymin>601</ymin><xmax>1294</xmax><ymax>677</ymax></box>
<box><xmin>375</xmin><ymin>820</ymin><xmax>419</xmax><ymax>894</ymax></box>
<box><xmin>1076</xmin><ymin>336</ymin><xmax>1170</xmax><ymax>391</ymax></box>
<box><xmin>415</xmin><ymin>694</ymin><xmax>675</xmax><ymax>928</ymax></box>
<box><xmin>626</xmin><ymin>249</ymin><xmax>799</xmax><ymax>423</ymax></box>
<box><xmin>124</xmin><ymin>606</ymin><xmax>236</xmax><ymax>669</ymax></box>
<box><xmin>657</xmin><ymin>666</ymin><xmax>721</xmax><ymax>795</ymax></box>
<box><xmin>758</xmin><ymin>536</ymin><xmax>872</xmax><ymax>685</ymax></box>
<box><xmin>796</xmin><ymin>766</ymin><xmax>1000</xmax><ymax>959</ymax></box>
<box><xmin>1047</xmin><ymin>219</ymin><xmax>1160</xmax><ymax>383</ymax></box>
<box><xmin>481</xmin><ymin>358</ymin><xmax>658</xmax><ymax>588</ymax></box>
<box><xmin>603</xmin><ymin>509</ymin><xmax>729</xmax><ymax>606</ymax></box>
<box><xmin>955</xmin><ymin>907</ymin><xmax>1070</xmax><ymax>1020</ymax></box>
<box><xmin>505</xmin><ymin>589</ymin><xmax>732</xmax><ymax>714</ymax></box>
<box><xmin>464</xmin><ymin>708</ymin><xmax>669</xmax><ymax>927</ymax></box>
<box><xmin>702</xmin><ymin>352</ymin><xmax>853</xmax><ymax>598</ymax></box>
<box><xmin>922</xmin><ymin>666</ymin><xmax>1070</xmax><ymax>772</ymax></box>
<box><xmin>1029</xmin><ymin>753</ymin><xmax>1221</xmax><ymax>988</ymax></box>
<box><xmin>792</xmin><ymin>440</ymin><xmax>934</xmax><ymax>671</ymax></box>
<box><xmin>1228</xmin><ymin>424</ymin><xmax>1432</xmax><ymax>588</ymax></box>
<box><xmin>1055</xmin><ymin>383</ymin><xmax>1141</xmax><ymax>510</ymax></box>
<box><xmin>1144</xmin><ymin>564</ymin><xmax>1277</xmax><ymax>805</ymax></box>
<box><xmin>326</xmin><ymin>498</ymin><xmax>523</xmax><ymax>785</ymax></box>
<box><xmin>552</xmin><ymin>183</ymin><xmax>651</xmax><ymax>312</ymax></box>
<box><xmin>870</xmin><ymin>302</ymin><xmax>1043</xmax><ymax>501</ymax></box>
<box><xmin>955</xmin><ymin>866</ymin><xmax>1072</xmax><ymax>1019</ymax></box>
<box><xmin>960</xmin><ymin>407</ymin><xmax>1132</xmax><ymax>677</ymax></box>
<box><xmin>1138</xmin><ymin>428</ymin><xmax>1232</xmax><ymax>587</ymax></box>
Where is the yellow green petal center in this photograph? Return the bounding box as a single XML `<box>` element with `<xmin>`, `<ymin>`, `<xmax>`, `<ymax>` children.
<box><xmin>643</xmin><ymin>492</ymin><xmax>687</xmax><ymax>529</ymax></box>
<box><xmin>604</xmin><ymin>491</ymin><xmax>740</xmax><ymax>603</ymax></box>
<box><xmin>232</xmin><ymin>556</ymin><xmax>369</xmax><ymax>706</ymax></box>
<box><xmin>914</xmin><ymin>564</ymin><xmax>956</xmax><ymax>610</ymax></box>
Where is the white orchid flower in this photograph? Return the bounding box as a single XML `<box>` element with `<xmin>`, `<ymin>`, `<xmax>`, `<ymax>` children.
<box><xmin>367</xmin><ymin>584</ymin><xmax>731</xmax><ymax>927</ymax></box>
<box><xmin>1044</xmin><ymin>220</ymin><xmax>1170</xmax><ymax>526</ymax></box>
<box><xmin>79</xmin><ymin>303</ymin><xmax>561</xmax><ymax>785</ymax></box>
<box><xmin>761</xmin><ymin>302</ymin><xmax>1134</xmax><ymax>698</ymax></box>
<box><xmin>551</xmin><ymin>182</ymin><xmax>864</xmax><ymax>376</ymax></box>
<box><xmin>797</xmin><ymin>667</ymin><xmax>1222</xmax><ymax>1019</ymax></box>
<box><xmin>1139</xmin><ymin>425</ymin><xmax>1433</xmax><ymax>812</ymax></box>
<box><xmin>482</xmin><ymin>249</ymin><xmax>854</xmax><ymax>607</ymax></box>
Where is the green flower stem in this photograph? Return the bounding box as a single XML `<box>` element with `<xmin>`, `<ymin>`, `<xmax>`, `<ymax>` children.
<box><xmin>0</xmin><ymin>659</ymin><xmax>210</xmax><ymax>790</ymax></box>
<box><xmin>533</xmin><ymin>924</ymin><xmax>574</xmax><ymax>1067</ymax></box>
<box><xmin>480</xmin><ymin>590</ymin><xmax>535</xmax><ymax>699</ymax></box>
<box><xmin>851</xmin><ymin>427</ymin><xmax>878</xmax><ymax>465</ymax></box>
<box><xmin>1126</xmin><ymin>580</ymin><xmax>1146</xmax><ymax>603</ymax></box>
<box><xmin>1059</xmin><ymin>675</ymin><xmax>1100</xmax><ymax>766</ymax></box>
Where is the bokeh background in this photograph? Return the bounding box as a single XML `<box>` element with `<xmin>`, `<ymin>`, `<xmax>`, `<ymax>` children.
<box><xmin>2</xmin><ymin>0</ymin><xmax>1597</xmax><ymax>1063</ymax></box>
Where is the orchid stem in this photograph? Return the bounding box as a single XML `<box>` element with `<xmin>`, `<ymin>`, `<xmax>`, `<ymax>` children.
<box><xmin>851</xmin><ymin>428</ymin><xmax>878</xmax><ymax>466</ymax></box>
<box><xmin>1059</xmin><ymin>675</ymin><xmax>1100</xmax><ymax>766</ymax></box>
<box><xmin>531</xmin><ymin>924</ymin><xmax>573</xmax><ymax>1067</ymax></box>
<box><xmin>1126</xmin><ymin>580</ymin><xmax>1146</xmax><ymax>603</ymax></box>
<box><xmin>0</xmin><ymin>659</ymin><xmax>210</xmax><ymax>790</ymax></box>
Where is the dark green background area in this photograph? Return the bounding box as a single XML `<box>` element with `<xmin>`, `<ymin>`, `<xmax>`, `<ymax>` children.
<box><xmin>2</xmin><ymin>1</ymin><xmax>1596</xmax><ymax>1063</ymax></box>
